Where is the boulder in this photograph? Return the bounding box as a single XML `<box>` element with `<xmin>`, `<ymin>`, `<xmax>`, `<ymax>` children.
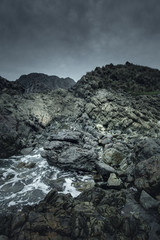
<box><xmin>57</xmin><ymin>146</ymin><xmax>97</xmax><ymax>172</ymax></box>
<box><xmin>1</xmin><ymin>188</ymin><xmax>158</xmax><ymax>240</ymax></box>
<box><xmin>102</xmin><ymin>148</ymin><xmax>125</xmax><ymax>166</ymax></box>
<box><xmin>48</xmin><ymin>130</ymin><xmax>82</xmax><ymax>143</ymax></box>
<box><xmin>133</xmin><ymin>138</ymin><xmax>160</xmax><ymax>162</ymax></box>
<box><xmin>140</xmin><ymin>190</ymin><xmax>159</xmax><ymax>210</ymax></box>
<box><xmin>96</xmin><ymin>162</ymin><xmax>116</xmax><ymax>181</ymax></box>
<box><xmin>107</xmin><ymin>173</ymin><xmax>123</xmax><ymax>189</ymax></box>
<box><xmin>20</xmin><ymin>147</ymin><xmax>34</xmax><ymax>155</ymax></box>
<box><xmin>44</xmin><ymin>140</ymin><xmax>65</xmax><ymax>150</ymax></box>
<box><xmin>134</xmin><ymin>154</ymin><xmax>160</xmax><ymax>195</ymax></box>
<box><xmin>48</xmin><ymin>178</ymin><xmax>65</xmax><ymax>191</ymax></box>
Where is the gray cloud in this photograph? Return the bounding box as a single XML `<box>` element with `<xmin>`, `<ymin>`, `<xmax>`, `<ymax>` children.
<box><xmin>0</xmin><ymin>0</ymin><xmax>160</xmax><ymax>81</ymax></box>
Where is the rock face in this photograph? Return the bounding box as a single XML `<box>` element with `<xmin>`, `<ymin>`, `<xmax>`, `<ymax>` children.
<box><xmin>72</xmin><ymin>61</ymin><xmax>160</xmax><ymax>97</ymax></box>
<box><xmin>0</xmin><ymin>63</ymin><xmax>160</xmax><ymax>239</ymax></box>
<box><xmin>1</xmin><ymin>188</ymin><xmax>159</xmax><ymax>240</ymax></box>
<box><xmin>0</xmin><ymin>76</ymin><xmax>24</xmax><ymax>95</ymax></box>
<box><xmin>16</xmin><ymin>73</ymin><xmax>75</xmax><ymax>93</ymax></box>
<box><xmin>0</xmin><ymin>88</ymin><xmax>84</xmax><ymax>157</ymax></box>
<box><xmin>135</xmin><ymin>154</ymin><xmax>160</xmax><ymax>194</ymax></box>
<box><xmin>43</xmin><ymin>130</ymin><xmax>98</xmax><ymax>172</ymax></box>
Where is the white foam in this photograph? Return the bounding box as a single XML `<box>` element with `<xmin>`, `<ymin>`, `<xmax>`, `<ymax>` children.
<box><xmin>8</xmin><ymin>201</ymin><xmax>16</xmax><ymax>207</ymax></box>
<box><xmin>0</xmin><ymin>149</ymin><xmax>93</xmax><ymax>209</ymax></box>
<box><xmin>63</xmin><ymin>178</ymin><xmax>81</xmax><ymax>198</ymax></box>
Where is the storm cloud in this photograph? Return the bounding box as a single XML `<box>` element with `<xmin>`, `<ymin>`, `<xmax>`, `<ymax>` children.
<box><xmin>0</xmin><ymin>0</ymin><xmax>160</xmax><ymax>81</ymax></box>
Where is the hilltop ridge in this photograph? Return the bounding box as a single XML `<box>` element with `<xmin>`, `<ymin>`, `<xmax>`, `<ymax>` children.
<box><xmin>73</xmin><ymin>61</ymin><xmax>160</xmax><ymax>97</ymax></box>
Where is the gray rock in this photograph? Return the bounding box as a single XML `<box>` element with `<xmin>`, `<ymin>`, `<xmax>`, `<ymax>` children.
<box><xmin>57</xmin><ymin>146</ymin><xmax>97</xmax><ymax>171</ymax></box>
<box><xmin>12</xmin><ymin>182</ymin><xmax>25</xmax><ymax>193</ymax></box>
<box><xmin>103</xmin><ymin>148</ymin><xmax>125</xmax><ymax>166</ymax></box>
<box><xmin>45</xmin><ymin>150</ymin><xmax>58</xmax><ymax>165</ymax></box>
<box><xmin>98</xmin><ymin>136</ymin><xmax>112</xmax><ymax>145</ymax></box>
<box><xmin>48</xmin><ymin>178</ymin><xmax>65</xmax><ymax>191</ymax></box>
<box><xmin>133</xmin><ymin>138</ymin><xmax>160</xmax><ymax>162</ymax></box>
<box><xmin>140</xmin><ymin>190</ymin><xmax>159</xmax><ymax>210</ymax></box>
<box><xmin>48</xmin><ymin>130</ymin><xmax>82</xmax><ymax>143</ymax></box>
<box><xmin>1</xmin><ymin>181</ymin><xmax>24</xmax><ymax>193</ymax></box>
<box><xmin>134</xmin><ymin>154</ymin><xmax>160</xmax><ymax>194</ymax></box>
<box><xmin>96</xmin><ymin>162</ymin><xmax>116</xmax><ymax>180</ymax></box>
<box><xmin>0</xmin><ymin>186</ymin><xmax>160</xmax><ymax>240</ymax></box>
<box><xmin>0</xmin><ymin>63</ymin><xmax>160</xmax><ymax>240</ymax></box>
<box><xmin>107</xmin><ymin>173</ymin><xmax>123</xmax><ymax>189</ymax></box>
<box><xmin>0</xmin><ymin>88</ymin><xmax>85</xmax><ymax>158</ymax></box>
<box><xmin>44</xmin><ymin>140</ymin><xmax>65</xmax><ymax>150</ymax></box>
<box><xmin>0</xmin><ymin>235</ymin><xmax>9</xmax><ymax>240</ymax></box>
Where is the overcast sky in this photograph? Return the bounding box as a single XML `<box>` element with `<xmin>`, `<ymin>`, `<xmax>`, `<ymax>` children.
<box><xmin>0</xmin><ymin>0</ymin><xmax>160</xmax><ymax>81</ymax></box>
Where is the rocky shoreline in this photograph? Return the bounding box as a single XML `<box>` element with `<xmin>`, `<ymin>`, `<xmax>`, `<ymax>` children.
<box><xmin>0</xmin><ymin>62</ymin><xmax>160</xmax><ymax>239</ymax></box>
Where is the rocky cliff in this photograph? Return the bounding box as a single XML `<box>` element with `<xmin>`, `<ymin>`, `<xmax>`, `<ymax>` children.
<box><xmin>72</xmin><ymin>61</ymin><xmax>160</xmax><ymax>97</ymax></box>
<box><xmin>0</xmin><ymin>63</ymin><xmax>160</xmax><ymax>240</ymax></box>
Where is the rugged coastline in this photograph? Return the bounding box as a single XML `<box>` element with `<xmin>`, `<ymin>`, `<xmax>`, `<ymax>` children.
<box><xmin>0</xmin><ymin>62</ymin><xmax>160</xmax><ymax>240</ymax></box>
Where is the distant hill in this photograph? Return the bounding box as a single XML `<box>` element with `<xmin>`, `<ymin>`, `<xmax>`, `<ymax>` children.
<box><xmin>16</xmin><ymin>73</ymin><xmax>75</xmax><ymax>93</ymax></box>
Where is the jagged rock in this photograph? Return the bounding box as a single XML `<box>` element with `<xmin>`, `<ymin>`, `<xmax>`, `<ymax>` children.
<box><xmin>102</xmin><ymin>148</ymin><xmax>125</xmax><ymax>166</ymax></box>
<box><xmin>72</xmin><ymin>62</ymin><xmax>160</xmax><ymax>97</ymax></box>
<box><xmin>140</xmin><ymin>190</ymin><xmax>159</xmax><ymax>210</ymax></box>
<box><xmin>107</xmin><ymin>173</ymin><xmax>123</xmax><ymax>189</ymax></box>
<box><xmin>1</xmin><ymin>188</ymin><xmax>159</xmax><ymax>240</ymax></box>
<box><xmin>48</xmin><ymin>130</ymin><xmax>82</xmax><ymax>143</ymax></box>
<box><xmin>43</xmin><ymin>129</ymin><xmax>99</xmax><ymax>172</ymax></box>
<box><xmin>1</xmin><ymin>63</ymin><xmax>160</xmax><ymax>158</ymax></box>
<box><xmin>98</xmin><ymin>133</ymin><xmax>114</xmax><ymax>146</ymax></box>
<box><xmin>134</xmin><ymin>154</ymin><xmax>160</xmax><ymax>195</ymax></box>
<box><xmin>121</xmin><ymin>191</ymin><xmax>159</xmax><ymax>239</ymax></box>
<box><xmin>134</xmin><ymin>138</ymin><xmax>160</xmax><ymax>160</ymax></box>
<box><xmin>76</xmin><ymin>187</ymin><xmax>106</xmax><ymax>206</ymax></box>
<box><xmin>47</xmin><ymin>146</ymin><xmax>97</xmax><ymax>172</ymax></box>
<box><xmin>44</xmin><ymin>140</ymin><xmax>66</xmax><ymax>152</ymax></box>
<box><xmin>0</xmin><ymin>63</ymin><xmax>160</xmax><ymax>239</ymax></box>
<box><xmin>73</xmin><ymin>179</ymin><xmax>95</xmax><ymax>192</ymax></box>
<box><xmin>96</xmin><ymin>162</ymin><xmax>116</xmax><ymax>181</ymax></box>
<box><xmin>0</xmin><ymin>89</ymin><xmax>85</xmax><ymax>158</ymax></box>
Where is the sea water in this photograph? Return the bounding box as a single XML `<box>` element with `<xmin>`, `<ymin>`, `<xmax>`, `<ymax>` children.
<box><xmin>0</xmin><ymin>148</ymin><xmax>93</xmax><ymax>213</ymax></box>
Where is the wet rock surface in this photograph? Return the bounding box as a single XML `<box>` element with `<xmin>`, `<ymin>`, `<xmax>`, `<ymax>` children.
<box><xmin>43</xmin><ymin>130</ymin><xmax>98</xmax><ymax>172</ymax></box>
<box><xmin>1</xmin><ymin>188</ymin><xmax>160</xmax><ymax>240</ymax></box>
<box><xmin>0</xmin><ymin>63</ymin><xmax>160</xmax><ymax>239</ymax></box>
